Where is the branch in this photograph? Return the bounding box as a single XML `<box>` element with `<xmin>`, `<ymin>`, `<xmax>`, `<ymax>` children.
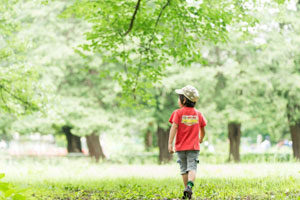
<box><xmin>0</xmin><ymin>88</ymin><xmax>11</xmax><ymax>112</ymax></box>
<box><xmin>123</xmin><ymin>0</ymin><xmax>142</xmax><ymax>36</ymax></box>
<box><xmin>155</xmin><ymin>0</ymin><xmax>170</xmax><ymax>28</ymax></box>
<box><xmin>0</xmin><ymin>84</ymin><xmax>33</xmax><ymax>108</ymax></box>
<box><xmin>143</xmin><ymin>0</ymin><xmax>170</xmax><ymax>52</ymax></box>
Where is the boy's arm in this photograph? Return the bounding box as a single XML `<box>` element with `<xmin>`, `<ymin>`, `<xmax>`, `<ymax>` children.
<box><xmin>168</xmin><ymin>122</ymin><xmax>178</xmax><ymax>154</ymax></box>
<box><xmin>199</xmin><ymin>127</ymin><xmax>205</xmax><ymax>143</ymax></box>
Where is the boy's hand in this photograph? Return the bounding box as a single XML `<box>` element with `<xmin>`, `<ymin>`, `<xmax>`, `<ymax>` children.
<box><xmin>199</xmin><ymin>137</ymin><xmax>204</xmax><ymax>144</ymax></box>
<box><xmin>168</xmin><ymin>144</ymin><xmax>174</xmax><ymax>154</ymax></box>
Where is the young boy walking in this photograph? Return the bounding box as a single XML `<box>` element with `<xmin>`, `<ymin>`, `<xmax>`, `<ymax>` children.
<box><xmin>168</xmin><ymin>85</ymin><xmax>206</xmax><ymax>199</ymax></box>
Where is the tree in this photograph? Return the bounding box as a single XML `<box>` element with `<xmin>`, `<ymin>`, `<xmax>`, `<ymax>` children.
<box><xmin>0</xmin><ymin>0</ymin><xmax>44</xmax><ymax>115</ymax></box>
<box><xmin>153</xmin><ymin>88</ymin><xmax>177</xmax><ymax>163</ymax></box>
<box><xmin>9</xmin><ymin>0</ymin><xmax>113</xmax><ymax>160</ymax></box>
<box><xmin>57</xmin><ymin>0</ymin><xmax>258</xmax><ymax>163</ymax></box>
<box><xmin>63</xmin><ymin>0</ymin><xmax>256</xmax><ymax>105</ymax></box>
<box><xmin>256</xmin><ymin>4</ymin><xmax>300</xmax><ymax>159</ymax></box>
<box><xmin>229</xmin><ymin>1</ymin><xmax>300</xmax><ymax>160</ymax></box>
<box><xmin>210</xmin><ymin>0</ymin><xmax>300</xmax><ymax>161</ymax></box>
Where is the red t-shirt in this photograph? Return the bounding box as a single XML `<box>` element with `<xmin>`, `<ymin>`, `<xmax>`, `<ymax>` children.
<box><xmin>169</xmin><ymin>107</ymin><xmax>206</xmax><ymax>151</ymax></box>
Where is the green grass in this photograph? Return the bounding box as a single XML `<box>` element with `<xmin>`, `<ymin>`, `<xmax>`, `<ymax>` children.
<box><xmin>11</xmin><ymin>177</ymin><xmax>300</xmax><ymax>199</ymax></box>
<box><xmin>109</xmin><ymin>151</ymin><xmax>296</xmax><ymax>164</ymax></box>
<box><xmin>1</xmin><ymin>157</ymin><xmax>300</xmax><ymax>199</ymax></box>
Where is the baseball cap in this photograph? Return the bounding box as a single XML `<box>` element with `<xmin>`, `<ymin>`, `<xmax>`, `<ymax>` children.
<box><xmin>175</xmin><ymin>85</ymin><xmax>199</xmax><ymax>102</ymax></box>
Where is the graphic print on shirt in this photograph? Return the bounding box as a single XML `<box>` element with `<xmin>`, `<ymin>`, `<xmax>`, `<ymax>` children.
<box><xmin>181</xmin><ymin>115</ymin><xmax>199</xmax><ymax>126</ymax></box>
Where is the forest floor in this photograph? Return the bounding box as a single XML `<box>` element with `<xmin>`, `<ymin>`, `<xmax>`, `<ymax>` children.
<box><xmin>1</xmin><ymin>157</ymin><xmax>300</xmax><ymax>199</ymax></box>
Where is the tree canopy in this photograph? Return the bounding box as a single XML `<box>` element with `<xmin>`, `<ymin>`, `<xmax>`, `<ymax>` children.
<box><xmin>0</xmin><ymin>0</ymin><xmax>44</xmax><ymax>115</ymax></box>
<box><xmin>62</xmin><ymin>0</ymin><xmax>257</xmax><ymax>105</ymax></box>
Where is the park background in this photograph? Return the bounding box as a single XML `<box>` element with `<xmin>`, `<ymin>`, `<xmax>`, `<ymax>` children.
<box><xmin>1</xmin><ymin>0</ymin><xmax>300</xmax><ymax>199</ymax></box>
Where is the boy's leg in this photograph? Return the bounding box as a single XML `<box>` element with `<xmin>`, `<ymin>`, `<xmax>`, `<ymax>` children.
<box><xmin>182</xmin><ymin>173</ymin><xmax>188</xmax><ymax>187</ymax></box>
<box><xmin>177</xmin><ymin>151</ymin><xmax>188</xmax><ymax>187</ymax></box>
<box><xmin>184</xmin><ymin>150</ymin><xmax>200</xmax><ymax>197</ymax></box>
<box><xmin>186</xmin><ymin>150</ymin><xmax>199</xmax><ymax>186</ymax></box>
<box><xmin>188</xmin><ymin>170</ymin><xmax>196</xmax><ymax>182</ymax></box>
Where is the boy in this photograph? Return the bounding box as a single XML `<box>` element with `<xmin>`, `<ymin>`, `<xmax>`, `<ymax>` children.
<box><xmin>168</xmin><ymin>85</ymin><xmax>206</xmax><ymax>199</ymax></box>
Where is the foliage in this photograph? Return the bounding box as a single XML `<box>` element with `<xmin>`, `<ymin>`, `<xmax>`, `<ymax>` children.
<box><xmin>0</xmin><ymin>173</ymin><xmax>26</xmax><ymax>200</ymax></box>
<box><xmin>61</xmin><ymin>0</ymin><xmax>258</xmax><ymax>105</ymax></box>
<box><xmin>218</xmin><ymin>1</ymin><xmax>300</xmax><ymax>139</ymax></box>
<box><xmin>0</xmin><ymin>0</ymin><xmax>45</xmax><ymax>115</ymax></box>
<box><xmin>257</xmin><ymin>7</ymin><xmax>300</xmax><ymax>125</ymax></box>
<box><xmin>2</xmin><ymin>0</ymin><xmax>298</xmax><ymax>159</ymax></box>
<box><xmin>8</xmin><ymin>0</ymin><xmax>120</xmax><ymax>138</ymax></box>
<box><xmin>185</xmin><ymin>1</ymin><xmax>299</xmax><ymax>142</ymax></box>
<box><xmin>0</xmin><ymin>115</ymin><xmax>15</xmax><ymax>140</ymax></box>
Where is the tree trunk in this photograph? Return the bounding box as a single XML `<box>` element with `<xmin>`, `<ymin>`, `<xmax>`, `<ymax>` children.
<box><xmin>86</xmin><ymin>133</ymin><xmax>106</xmax><ymax>162</ymax></box>
<box><xmin>145</xmin><ymin>130</ymin><xmax>153</xmax><ymax>151</ymax></box>
<box><xmin>157</xmin><ymin>126</ymin><xmax>172</xmax><ymax>164</ymax></box>
<box><xmin>215</xmin><ymin>46</ymin><xmax>221</xmax><ymax>65</ymax></box>
<box><xmin>228</xmin><ymin>122</ymin><xmax>241</xmax><ymax>162</ymax></box>
<box><xmin>289</xmin><ymin>123</ymin><xmax>300</xmax><ymax>160</ymax></box>
<box><xmin>62</xmin><ymin>125</ymin><xmax>82</xmax><ymax>153</ymax></box>
<box><xmin>287</xmin><ymin>99</ymin><xmax>300</xmax><ymax>160</ymax></box>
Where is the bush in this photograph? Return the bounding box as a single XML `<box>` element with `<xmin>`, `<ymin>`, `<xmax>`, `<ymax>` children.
<box><xmin>0</xmin><ymin>173</ymin><xmax>26</xmax><ymax>200</ymax></box>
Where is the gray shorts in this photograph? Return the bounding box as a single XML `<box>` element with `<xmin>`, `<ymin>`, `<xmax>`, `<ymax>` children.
<box><xmin>177</xmin><ymin>150</ymin><xmax>199</xmax><ymax>175</ymax></box>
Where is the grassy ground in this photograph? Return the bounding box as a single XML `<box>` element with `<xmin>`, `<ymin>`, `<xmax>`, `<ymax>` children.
<box><xmin>1</xmin><ymin>157</ymin><xmax>300</xmax><ymax>199</ymax></box>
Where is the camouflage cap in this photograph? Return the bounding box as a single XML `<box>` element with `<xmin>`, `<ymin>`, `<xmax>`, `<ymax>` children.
<box><xmin>175</xmin><ymin>85</ymin><xmax>199</xmax><ymax>102</ymax></box>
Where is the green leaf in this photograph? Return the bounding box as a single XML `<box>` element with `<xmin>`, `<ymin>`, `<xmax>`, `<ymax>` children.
<box><xmin>12</xmin><ymin>194</ymin><xmax>26</xmax><ymax>200</ymax></box>
<box><xmin>274</xmin><ymin>0</ymin><xmax>285</xmax><ymax>4</ymax></box>
<box><xmin>0</xmin><ymin>173</ymin><xmax>5</xmax><ymax>179</ymax></box>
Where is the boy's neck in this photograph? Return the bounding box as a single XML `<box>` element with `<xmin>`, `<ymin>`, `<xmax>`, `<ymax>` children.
<box><xmin>182</xmin><ymin>106</ymin><xmax>194</xmax><ymax>109</ymax></box>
